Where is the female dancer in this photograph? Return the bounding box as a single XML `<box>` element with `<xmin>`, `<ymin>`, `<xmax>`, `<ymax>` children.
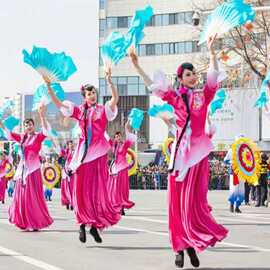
<box><xmin>129</xmin><ymin>36</ymin><xmax>228</xmax><ymax>268</ymax></box>
<box><xmin>107</xmin><ymin>121</ymin><xmax>136</xmax><ymax>215</ymax></box>
<box><xmin>0</xmin><ymin>151</ymin><xmax>9</xmax><ymax>204</ymax></box>
<box><xmin>45</xmin><ymin>69</ymin><xmax>121</xmax><ymax>243</ymax></box>
<box><xmin>0</xmin><ymin>105</ymin><xmax>53</xmax><ymax>231</ymax></box>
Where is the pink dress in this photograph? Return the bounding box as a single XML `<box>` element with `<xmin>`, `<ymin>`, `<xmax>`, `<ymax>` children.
<box><xmin>149</xmin><ymin>68</ymin><xmax>228</xmax><ymax>253</ymax></box>
<box><xmin>60</xmin><ymin>168</ymin><xmax>71</xmax><ymax>207</ymax></box>
<box><xmin>60</xmin><ymin>101</ymin><xmax>121</xmax><ymax>229</ymax></box>
<box><xmin>0</xmin><ymin>159</ymin><xmax>8</xmax><ymax>202</ymax></box>
<box><xmin>66</xmin><ymin>148</ymin><xmax>75</xmax><ymax>208</ymax></box>
<box><xmin>107</xmin><ymin>131</ymin><xmax>136</xmax><ymax>210</ymax></box>
<box><xmin>7</xmin><ymin>132</ymin><xmax>53</xmax><ymax>230</ymax></box>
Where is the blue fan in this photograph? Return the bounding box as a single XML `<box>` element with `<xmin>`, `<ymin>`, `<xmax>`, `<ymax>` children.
<box><xmin>0</xmin><ymin>128</ymin><xmax>7</xmax><ymax>140</ymax></box>
<box><xmin>210</xmin><ymin>89</ymin><xmax>227</xmax><ymax>115</ymax></box>
<box><xmin>128</xmin><ymin>108</ymin><xmax>144</xmax><ymax>130</ymax></box>
<box><xmin>101</xmin><ymin>32</ymin><xmax>126</xmax><ymax>66</ymax></box>
<box><xmin>255</xmin><ymin>71</ymin><xmax>270</xmax><ymax>108</ymax></box>
<box><xmin>0</xmin><ymin>100</ymin><xmax>15</xmax><ymax>119</ymax></box>
<box><xmin>101</xmin><ymin>5</ymin><xmax>153</xmax><ymax>65</ymax></box>
<box><xmin>126</xmin><ymin>5</ymin><xmax>154</xmax><ymax>49</ymax></box>
<box><xmin>32</xmin><ymin>83</ymin><xmax>65</xmax><ymax>111</ymax></box>
<box><xmin>148</xmin><ymin>104</ymin><xmax>174</xmax><ymax>119</ymax></box>
<box><xmin>3</xmin><ymin>116</ymin><xmax>20</xmax><ymax>131</ymax></box>
<box><xmin>43</xmin><ymin>139</ymin><xmax>54</xmax><ymax>148</ymax></box>
<box><xmin>22</xmin><ymin>46</ymin><xmax>77</xmax><ymax>82</ymax></box>
<box><xmin>199</xmin><ymin>0</ymin><xmax>255</xmax><ymax>45</ymax></box>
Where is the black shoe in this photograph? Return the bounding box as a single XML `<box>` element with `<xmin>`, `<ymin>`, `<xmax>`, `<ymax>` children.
<box><xmin>33</xmin><ymin>229</ymin><xmax>39</xmax><ymax>232</ymax></box>
<box><xmin>2</xmin><ymin>200</ymin><xmax>4</xmax><ymax>204</ymax></box>
<box><xmin>186</xmin><ymin>247</ymin><xmax>200</xmax><ymax>268</ymax></box>
<box><xmin>121</xmin><ymin>208</ymin><xmax>125</xmax><ymax>216</ymax></box>
<box><xmin>79</xmin><ymin>224</ymin><xmax>86</xmax><ymax>243</ymax></box>
<box><xmin>66</xmin><ymin>204</ymin><xmax>70</xmax><ymax>210</ymax></box>
<box><xmin>89</xmin><ymin>226</ymin><xmax>102</xmax><ymax>243</ymax></box>
<box><xmin>70</xmin><ymin>206</ymin><xmax>74</xmax><ymax>211</ymax></box>
<box><xmin>235</xmin><ymin>207</ymin><xmax>242</xmax><ymax>213</ymax></box>
<box><xmin>230</xmin><ymin>204</ymin><xmax>234</xmax><ymax>213</ymax></box>
<box><xmin>175</xmin><ymin>251</ymin><xmax>184</xmax><ymax>268</ymax></box>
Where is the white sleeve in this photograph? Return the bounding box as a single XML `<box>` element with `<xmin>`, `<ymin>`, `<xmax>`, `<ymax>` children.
<box><xmin>148</xmin><ymin>70</ymin><xmax>173</xmax><ymax>97</ymax></box>
<box><xmin>60</xmin><ymin>100</ymin><xmax>75</xmax><ymax>117</ymax></box>
<box><xmin>105</xmin><ymin>101</ymin><xmax>118</xmax><ymax>121</ymax></box>
<box><xmin>125</xmin><ymin>129</ymin><xmax>137</xmax><ymax>143</ymax></box>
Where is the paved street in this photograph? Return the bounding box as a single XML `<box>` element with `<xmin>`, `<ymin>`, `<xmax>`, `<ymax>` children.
<box><xmin>0</xmin><ymin>190</ymin><xmax>270</xmax><ymax>270</ymax></box>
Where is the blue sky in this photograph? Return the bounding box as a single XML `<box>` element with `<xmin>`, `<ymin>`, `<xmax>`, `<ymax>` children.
<box><xmin>0</xmin><ymin>0</ymin><xmax>99</xmax><ymax>98</ymax></box>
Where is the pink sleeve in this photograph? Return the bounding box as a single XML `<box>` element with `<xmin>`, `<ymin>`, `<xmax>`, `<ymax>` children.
<box><xmin>8</xmin><ymin>132</ymin><xmax>22</xmax><ymax>143</ymax></box>
<box><xmin>204</xmin><ymin>68</ymin><xmax>227</xmax><ymax>105</ymax></box>
<box><xmin>37</xmin><ymin>133</ymin><xmax>46</xmax><ymax>143</ymax></box>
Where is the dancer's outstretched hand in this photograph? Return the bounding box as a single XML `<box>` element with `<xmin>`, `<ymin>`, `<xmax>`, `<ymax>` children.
<box><xmin>105</xmin><ymin>67</ymin><xmax>113</xmax><ymax>85</ymax></box>
<box><xmin>38</xmin><ymin>103</ymin><xmax>46</xmax><ymax>118</ymax></box>
<box><xmin>129</xmin><ymin>47</ymin><xmax>139</xmax><ymax>67</ymax></box>
<box><xmin>207</xmin><ymin>33</ymin><xmax>217</xmax><ymax>55</ymax></box>
<box><xmin>42</xmin><ymin>75</ymin><xmax>51</xmax><ymax>86</ymax></box>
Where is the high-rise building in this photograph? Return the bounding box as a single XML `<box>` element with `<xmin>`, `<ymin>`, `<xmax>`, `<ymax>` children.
<box><xmin>98</xmin><ymin>0</ymin><xmax>219</xmax><ymax>150</ymax></box>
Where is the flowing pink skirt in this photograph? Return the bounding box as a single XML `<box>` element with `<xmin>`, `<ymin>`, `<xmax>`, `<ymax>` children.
<box><xmin>61</xmin><ymin>178</ymin><xmax>71</xmax><ymax>206</ymax></box>
<box><xmin>0</xmin><ymin>178</ymin><xmax>7</xmax><ymax>201</ymax></box>
<box><xmin>168</xmin><ymin>156</ymin><xmax>228</xmax><ymax>253</ymax></box>
<box><xmin>9</xmin><ymin>169</ymin><xmax>53</xmax><ymax>230</ymax></box>
<box><xmin>74</xmin><ymin>154</ymin><xmax>121</xmax><ymax>229</ymax></box>
<box><xmin>108</xmin><ymin>168</ymin><xmax>135</xmax><ymax>210</ymax></box>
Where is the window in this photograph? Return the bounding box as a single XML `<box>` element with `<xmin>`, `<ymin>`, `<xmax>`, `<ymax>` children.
<box><xmin>139</xmin><ymin>84</ymin><xmax>147</xmax><ymax>95</ymax></box>
<box><xmin>99</xmin><ymin>0</ymin><xmax>105</xmax><ymax>9</ymax></box>
<box><xmin>175</xmin><ymin>42</ymin><xmax>185</xmax><ymax>54</ymax></box>
<box><xmin>185</xmin><ymin>41</ymin><xmax>193</xmax><ymax>53</ymax></box>
<box><xmin>128</xmin><ymin>84</ymin><xmax>138</xmax><ymax>95</ymax></box>
<box><xmin>169</xmin><ymin>13</ymin><xmax>176</xmax><ymax>25</ymax></box>
<box><xmin>146</xmin><ymin>16</ymin><xmax>154</xmax><ymax>26</ymax></box>
<box><xmin>162</xmin><ymin>43</ymin><xmax>169</xmax><ymax>54</ymax></box>
<box><xmin>156</xmin><ymin>44</ymin><xmax>162</xmax><ymax>55</ymax></box>
<box><xmin>146</xmin><ymin>44</ymin><xmax>155</xmax><ymax>55</ymax></box>
<box><xmin>184</xmin><ymin>12</ymin><xmax>193</xmax><ymax>24</ymax></box>
<box><xmin>118</xmin><ymin>16</ymin><xmax>129</xmax><ymax>28</ymax></box>
<box><xmin>155</xmin><ymin>15</ymin><xmax>162</xmax><ymax>26</ymax></box>
<box><xmin>118</xmin><ymin>84</ymin><xmax>127</xmax><ymax>96</ymax></box>
<box><xmin>177</xmin><ymin>12</ymin><xmax>185</xmax><ymax>24</ymax></box>
<box><xmin>107</xmin><ymin>17</ymin><xmax>117</xmax><ymax>29</ymax></box>
<box><xmin>162</xmin><ymin>14</ymin><xmax>169</xmax><ymax>26</ymax></box>
<box><xmin>128</xmin><ymin>76</ymin><xmax>138</xmax><ymax>84</ymax></box>
<box><xmin>169</xmin><ymin>43</ymin><xmax>175</xmax><ymax>54</ymax></box>
<box><xmin>139</xmin><ymin>44</ymin><xmax>146</xmax><ymax>56</ymax></box>
<box><xmin>99</xmin><ymin>19</ymin><xmax>106</xmax><ymax>37</ymax></box>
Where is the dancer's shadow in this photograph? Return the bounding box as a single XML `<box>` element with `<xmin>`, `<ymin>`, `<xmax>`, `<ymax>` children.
<box><xmin>208</xmin><ymin>246</ymin><xmax>259</xmax><ymax>253</ymax></box>
<box><xmin>86</xmin><ymin>246</ymin><xmax>171</xmax><ymax>251</ymax></box>
<box><xmin>103</xmin><ymin>230</ymin><xmax>140</xmax><ymax>235</ymax></box>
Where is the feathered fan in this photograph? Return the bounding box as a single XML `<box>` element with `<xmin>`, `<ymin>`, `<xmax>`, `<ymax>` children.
<box><xmin>22</xmin><ymin>46</ymin><xmax>77</xmax><ymax>82</ymax></box>
<box><xmin>199</xmin><ymin>0</ymin><xmax>255</xmax><ymax>45</ymax></box>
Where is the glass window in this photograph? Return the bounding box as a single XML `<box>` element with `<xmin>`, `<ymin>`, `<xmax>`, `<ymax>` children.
<box><xmin>128</xmin><ymin>76</ymin><xmax>138</xmax><ymax>84</ymax></box>
<box><xmin>99</xmin><ymin>85</ymin><xmax>106</xmax><ymax>96</ymax></box>
<box><xmin>163</xmin><ymin>14</ymin><xmax>169</xmax><ymax>26</ymax></box>
<box><xmin>185</xmin><ymin>41</ymin><xmax>193</xmax><ymax>53</ymax></box>
<box><xmin>118</xmin><ymin>77</ymin><xmax>127</xmax><ymax>84</ymax></box>
<box><xmin>139</xmin><ymin>45</ymin><xmax>146</xmax><ymax>56</ymax></box>
<box><xmin>184</xmin><ymin>12</ymin><xmax>193</xmax><ymax>24</ymax></box>
<box><xmin>99</xmin><ymin>0</ymin><xmax>105</xmax><ymax>9</ymax></box>
<box><xmin>118</xmin><ymin>84</ymin><xmax>127</xmax><ymax>96</ymax></box>
<box><xmin>169</xmin><ymin>43</ymin><xmax>175</xmax><ymax>54</ymax></box>
<box><xmin>99</xmin><ymin>78</ymin><xmax>106</xmax><ymax>86</ymax></box>
<box><xmin>146</xmin><ymin>44</ymin><xmax>155</xmax><ymax>55</ymax></box>
<box><xmin>156</xmin><ymin>44</ymin><xmax>162</xmax><ymax>55</ymax></box>
<box><xmin>177</xmin><ymin>12</ymin><xmax>185</xmax><ymax>24</ymax></box>
<box><xmin>162</xmin><ymin>43</ymin><xmax>169</xmax><ymax>55</ymax></box>
<box><xmin>128</xmin><ymin>84</ymin><xmax>138</xmax><ymax>95</ymax></box>
<box><xmin>112</xmin><ymin>77</ymin><xmax>117</xmax><ymax>85</ymax></box>
<box><xmin>139</xmin><ymin>84</ymin><xmax>147</xmax><ymax>95</ymax></box>
<box><xmin>169</xmin><ymin>14</ymin><xmax>176</xmax><ymax>25</ymax></box>
<box><xmin>175</xmin><ymin>42</ymin><xmax>185</xmax><ymax>54</ymax></box>
<box><xmin>107</xmin><ymin>17</ymin><xmax>117</xmax><ymax>29</ymax></box>
<box><xmin>99</xmin><ymin>19</ymin><xmax>106</xmax><ymax>37</ymax></box>
<box><xmin>118</xmin><ymin>16</ymin><xmax>129</xmax><ymax>28</ymax></box>
<box><xmin>128</xmin><ymin>16</ymin><xmax>132</xmax><ymax>28</ymax></box>
<box><xmin>155</xmin><ymin>15</ymin><xmax>162</xmax><ymax>26</ymax></box>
